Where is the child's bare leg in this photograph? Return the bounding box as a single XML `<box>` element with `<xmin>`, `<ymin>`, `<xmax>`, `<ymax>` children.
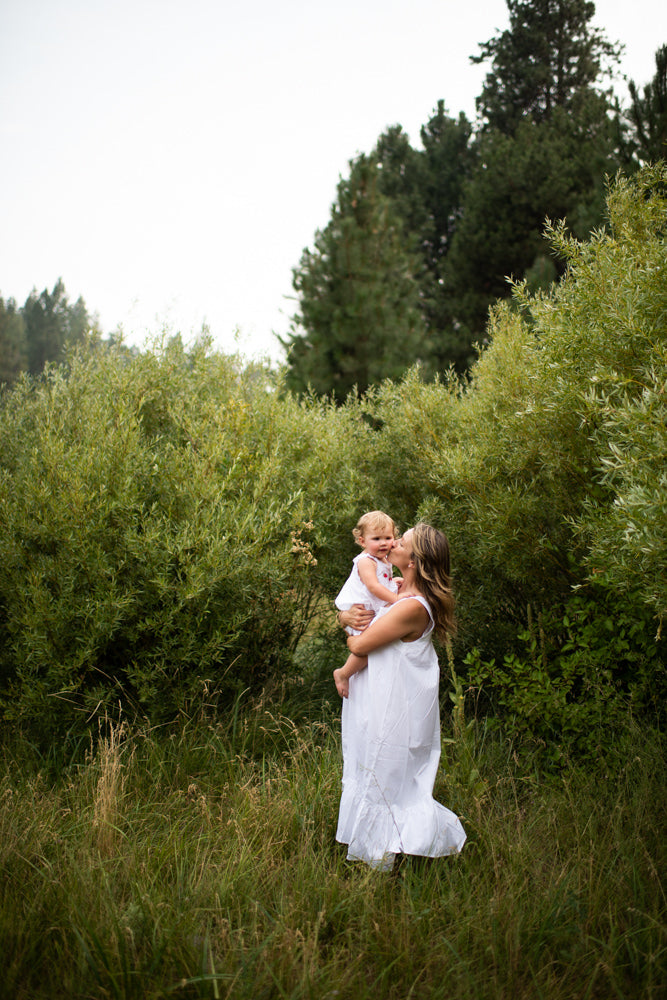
<box><xmin>334</xmin><ymin>652</ymin><xmax>368</xmax><ymax>698</ymax></box>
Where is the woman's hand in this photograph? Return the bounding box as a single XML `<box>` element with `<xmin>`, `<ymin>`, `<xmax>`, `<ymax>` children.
<box><xmin>338</xmin><ymin>605</ymin><xmax>374</xmax><ymax>632</ymax></box>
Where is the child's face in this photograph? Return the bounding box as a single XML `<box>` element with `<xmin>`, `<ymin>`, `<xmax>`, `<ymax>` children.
<box><xmin>360</xmin><ymin>528</ymin><xmax>395</xmax><ymax>559</ymax></box>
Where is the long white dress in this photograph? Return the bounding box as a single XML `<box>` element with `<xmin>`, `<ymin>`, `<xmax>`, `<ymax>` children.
<box><xmin>336</xmin><ymin>596</ymin><xmax>466</xmax><ymax>870</ymax></box>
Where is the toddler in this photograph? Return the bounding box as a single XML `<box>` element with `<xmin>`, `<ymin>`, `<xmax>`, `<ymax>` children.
<box><xmin>333</xmin><ymin>510</ymin><xmax>400</xmax><ymax>698</ymax></box>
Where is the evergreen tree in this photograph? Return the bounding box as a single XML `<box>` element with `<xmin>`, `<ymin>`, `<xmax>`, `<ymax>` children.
<box><xmin>441</xmin><ymin>0</ymin><xmax>622</xmax><ymax>349</ymax></box>
<box><xmin>417</xmin><ymin>103</ymin><xmax>475</xmax><ymax>369</ymax></box>
<box><xmin>419</xmin><ymin>103</ymin><xmax>474</xmax><ymax>270</ymax></box>
<box><xmin>372</xmin><ymin>110</ymin><xmax>475</xmax><ymax>372</ymax></box>
<box><xmin>374</xmin><ymin>125</ymin><xmax>430</xmax><ymax>243</ymax></box>
<box><xmin>0</xmin><ymin>297</ymin><xmax>27</xmax><ymax>386</ymax></box>
<box><xmin>472</xmin><ymin>0</ymin><xmax>621</xmax><ymax>134</ymax></box>
<box><xmin>282</xmin><ymin>155</ymin><xmax>428</xmax><ymax>401</ymax></box>
<box><xmin>22</xmin><ymin>279</ymin><xmax>90</xmax><ymax>375</ymax></box>
<box><xmin>284</xmin><ymin>3</ymin><xmax>627</xmax><ymax>386</ymax></box>
<box><xmin>627</xmin><ymin>44</ymin><xmax>667</xmax><ymax>164</ymax></box>
<box><xmin>446</xmin><ymin>94</ymin><xmax>619</xmax><ymax>328</ymax></box>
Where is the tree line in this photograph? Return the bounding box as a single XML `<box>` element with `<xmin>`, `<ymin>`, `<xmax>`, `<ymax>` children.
<box><xmin>2</xmin><ymin>4</ymin><xmax>665</xmax><ymax>398</ymax></box>
<box><xmin>0</xmin><ymin>279</ymin><xmax>95</xmax><ymax>386</ymax></box>
<box><xmin>282</xmin><ymin>1</ymin><xmax>667</xmax><ymax>401</ymax></box>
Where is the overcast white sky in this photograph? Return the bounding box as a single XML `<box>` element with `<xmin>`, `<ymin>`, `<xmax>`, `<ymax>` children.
<box><xmin>1</xmin><ymin>1</ymin><xmax>664</xmax><ymax>363</ymax></box>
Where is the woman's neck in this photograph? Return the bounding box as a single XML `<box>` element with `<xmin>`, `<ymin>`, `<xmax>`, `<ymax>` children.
<box><xmin>400</xmin><ymin>568</ymin><xmax>420</xmax><ymax>593</ymax></box>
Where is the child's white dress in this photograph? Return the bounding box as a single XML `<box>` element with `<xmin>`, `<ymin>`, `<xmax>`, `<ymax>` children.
<box><xmin>335</xmin><ymin>552</ymin><xmax>398</xmax><ymax>634</ymax></box>
<box><xmin>336</xmin><ymin>595</ymin><xmax>467</xmax><ymax>870</ymax></box>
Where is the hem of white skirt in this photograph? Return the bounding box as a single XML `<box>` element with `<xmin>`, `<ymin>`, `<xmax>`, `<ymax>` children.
<box><xmin>344</xmin><ymin>849</ymin><xmax>396</xmax><ymax>872</ymax></box>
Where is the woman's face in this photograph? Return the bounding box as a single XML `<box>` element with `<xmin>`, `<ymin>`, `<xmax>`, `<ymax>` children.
<box><xmin>389</xmin><ymin>528</ymin><xmax>413</xmax><ymax>571</ymax></box>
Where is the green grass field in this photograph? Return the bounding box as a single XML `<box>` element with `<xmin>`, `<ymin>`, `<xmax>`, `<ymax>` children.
<box><xmin>1</xmin><ymin>686</ymin><xmax>665</xmax><ymax>1000</ymax></box>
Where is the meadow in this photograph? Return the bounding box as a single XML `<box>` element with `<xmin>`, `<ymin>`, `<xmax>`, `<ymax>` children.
<box><xmin>2</xmin><ymin>680</ymin><xmax>665</xmax><ymax>1000</ymax></box>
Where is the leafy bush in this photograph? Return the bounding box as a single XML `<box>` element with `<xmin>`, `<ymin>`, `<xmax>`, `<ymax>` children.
<box><xmin>363</xmin><ymin>165</ymin><xmax>667</xmax><ymax>743</ymax></box>
<box><xmin>465</xmin><ymin>584</ymin><xmax>664</xmax><ymax>763</ymax></box>
<box><xmin>0</xmin><ymin>336</ymin><xmax>370</xmax><ymax>742</ymax></box>
<box><xmin>2</xmin><ymin>166</ymin><xmax>664</xmax><ymax>760</ymax></box>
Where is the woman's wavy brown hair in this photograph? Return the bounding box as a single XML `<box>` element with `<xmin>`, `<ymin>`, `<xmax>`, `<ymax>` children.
<box><xmin>410</xmin><ymin>523</ymin><xmax>456</xmax><ymax>640</ymax></box>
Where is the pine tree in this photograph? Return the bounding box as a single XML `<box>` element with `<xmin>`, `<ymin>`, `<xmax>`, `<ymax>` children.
<box><xmin>417</xmin><ymin>103</ymin><xmax>475</xmax><ymax>369</ymax></box>
<box><xmin>472</xmin><ymin>0</ymin><xmax>621</xmax><ymax>134</ymax></box>
<box><xmin>22</xmin><ymin>279</ymin><xmax>90</xmax><ymax>375</ymax></box>
<box><xmin>0</xmin><ymin>297</ymin><xmax>27</xmax><ymax>386</ymax></box>
<box><xmin>372</xmin><ymin>110</ymin><xmax>475</xmax><ymax>372</ymax></box>
<box><xmin>282</xmin><ymin>156</ymin><xmax>428</xmax><ymax>401</ymax></box>
<box><xmin>627</xmin><ymin>45</ymin><xmax>667</xmax><ymax>165</ymax></box>
<box><xmin>441</xmin><ymin>0</ymin><xmax>622</xmax><ymax>348</ymax></box>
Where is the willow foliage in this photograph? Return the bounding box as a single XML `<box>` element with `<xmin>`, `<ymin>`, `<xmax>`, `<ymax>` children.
<box><xmin>365</xmin><ymin>165</ymin><xmax>666</xmax><ymax>751</ymax></box>
<box><xmin>0</xmin><ymin>338</ymin><xmax>370</xmax><ymax>742</ymax></box>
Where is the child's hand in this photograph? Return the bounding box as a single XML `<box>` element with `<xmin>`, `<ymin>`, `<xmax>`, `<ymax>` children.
<box><xmin>340</xmin><ymin>605</ymin><xmax>374</xmax><ymax>631</ymax></box>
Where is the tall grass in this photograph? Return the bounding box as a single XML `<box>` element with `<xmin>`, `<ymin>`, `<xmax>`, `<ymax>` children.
<box><xmin>1</xmin><ymin>690</ymin><xmax>665</xmax><ymax>999</ymax></box>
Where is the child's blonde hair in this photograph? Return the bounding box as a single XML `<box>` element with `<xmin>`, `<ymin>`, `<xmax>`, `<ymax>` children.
<box><xmin>352</xmin><ymin>510</ymin><xmax>397</xmax><ymax>546</ymax></box>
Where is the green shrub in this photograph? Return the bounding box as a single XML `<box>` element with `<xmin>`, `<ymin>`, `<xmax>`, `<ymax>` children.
<box><xmin>370</xmin><ymin>165</ymin><xmax>666</xmax><ymax>623</ymax></box>
<box><xmin>465</xmin><ymin>583</ymin><xmax>665</xmax><ymax>763</ymax></box>
<box><xmin>2</xmin><ymin>166</ymin><xmax>664</xmax><ymax>760</ymax></box>
<box><xmin>0</xmin><ymin>336</ymin><xmax>370</xmax><ymax>742</ymax></box>
<box><xmin>362</xmin><ymin>165</ymin><xmax>667</xmax><ymax>747</ymax></box>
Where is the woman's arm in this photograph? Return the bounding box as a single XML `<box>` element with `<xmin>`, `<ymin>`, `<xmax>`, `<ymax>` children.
<box><xmin>347</xmin><ymin>598</ymin><xmax>428</xmax><ymax>655</ymax></box>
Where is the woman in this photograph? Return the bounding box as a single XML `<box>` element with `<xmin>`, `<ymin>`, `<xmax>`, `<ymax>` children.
<box><xmin>336</xmin><ymin>523</ymin><xmax>466</xmax><ymax>871</ymax></box>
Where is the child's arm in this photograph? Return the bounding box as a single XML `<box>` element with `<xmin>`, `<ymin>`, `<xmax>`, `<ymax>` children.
<box><xmin>357</xmin><ymin>557</ymin><xmax>399</xmax><ymax>604</ymax></box>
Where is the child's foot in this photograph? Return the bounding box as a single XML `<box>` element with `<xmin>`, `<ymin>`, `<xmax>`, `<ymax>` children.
<box><xmin>333</xmin><ymin>668</ymin><xmax>349</xmax><ymax>699</ymax></box>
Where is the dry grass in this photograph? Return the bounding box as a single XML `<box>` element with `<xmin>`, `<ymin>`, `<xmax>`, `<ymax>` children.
<box><xmin>91</xmin><ymin>719</ymin><xmax>132</xmax><ymax>856</ymax></box>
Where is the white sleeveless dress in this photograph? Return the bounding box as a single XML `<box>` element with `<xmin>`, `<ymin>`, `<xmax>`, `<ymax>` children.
<box><xmin>334</xmin><ymin>552</ymin><xmax>398</xmax><ymax>632</ymax></box>
<box><xmin>336</xmin><ymin>595</ymin><xmax>466</xmax><ymax>870</ymax></box>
